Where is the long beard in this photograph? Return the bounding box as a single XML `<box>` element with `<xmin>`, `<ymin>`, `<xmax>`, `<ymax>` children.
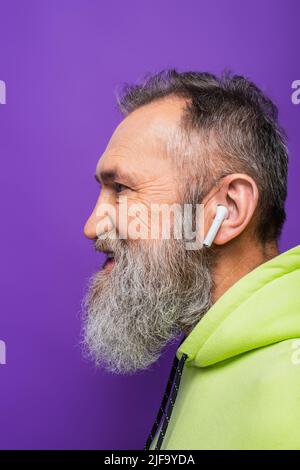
<box><xmin>82</xmin><ymin>237</ymin><xmax>215</xmax><ymax>374</ymax></box>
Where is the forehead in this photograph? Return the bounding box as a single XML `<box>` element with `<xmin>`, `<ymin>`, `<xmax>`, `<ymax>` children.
<box><xmin>96</xmin><ymin>97</ymin><xmax>187</xmax><ymax>177</ymax></box>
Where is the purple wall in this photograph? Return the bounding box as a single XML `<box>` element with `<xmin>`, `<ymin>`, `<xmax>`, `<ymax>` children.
<box><xmin>0</xmin><ymin>0</ymin><xmax>299</xmax><ymax>449</ymax></box>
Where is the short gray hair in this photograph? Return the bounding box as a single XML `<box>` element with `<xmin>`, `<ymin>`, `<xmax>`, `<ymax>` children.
<box><xmin>115</xmin><ymin>69</ymin><xmax>288</xmax><ymax>243</ymax></box>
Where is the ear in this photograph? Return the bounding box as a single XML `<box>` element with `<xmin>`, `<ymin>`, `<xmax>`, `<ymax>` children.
<box><xmin>204</xmin><ymin>173</ymin><xmax>259</xmax><ymax>245</ymax></box>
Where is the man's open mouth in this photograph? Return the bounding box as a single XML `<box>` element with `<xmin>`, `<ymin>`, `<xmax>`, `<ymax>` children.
<box><xmin>103</xmin><ymin>251</ymin><xmax>115</xmax><ymax>270</ymax></box>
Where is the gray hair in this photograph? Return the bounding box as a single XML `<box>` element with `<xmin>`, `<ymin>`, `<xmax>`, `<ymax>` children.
<box><xmin>115</xmin><ymin>69</ymin><xmax>288</xmax><ymax>243</ymax></box>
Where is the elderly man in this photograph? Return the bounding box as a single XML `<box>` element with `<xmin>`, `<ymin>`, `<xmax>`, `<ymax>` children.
<box><xmin>83</xmin><ymin>70</ymin><xmax>300</xmax><ymax>450</ymax></box>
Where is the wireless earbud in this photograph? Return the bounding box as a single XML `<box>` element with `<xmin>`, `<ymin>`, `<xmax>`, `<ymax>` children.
<box><xmin>203</xmin><ymin>204</ymin><xmax>229</xmax><ymax>247</ymax></box>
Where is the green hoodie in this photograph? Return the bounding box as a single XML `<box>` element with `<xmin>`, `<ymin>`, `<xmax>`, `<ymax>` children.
<box><xmin>151</xmin><ymin>245</ymin><xmax>300</xmax><ymax>450</ymax></box>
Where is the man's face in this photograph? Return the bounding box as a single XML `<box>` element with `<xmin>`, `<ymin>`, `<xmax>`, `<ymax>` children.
<box><xmin>84</xmin><ymin>98</ymin><xmax>183</xmax><ymax>243</ymax></box>
<box><xmin>82</xmin><ymin>98</ymin><xmax>214</xmax><ymax>374</ymax></box>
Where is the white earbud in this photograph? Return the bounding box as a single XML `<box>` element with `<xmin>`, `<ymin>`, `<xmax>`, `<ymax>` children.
<box><xmin>203</xmin><ymin>204</ymin><xmax>229</xmax><ymax>247</ymax></box>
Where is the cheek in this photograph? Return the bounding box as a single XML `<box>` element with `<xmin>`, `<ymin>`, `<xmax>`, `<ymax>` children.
<box><xmin>116</xmin><ymin>194</ymin><xmax>180</xmax><ymax>241</ymax></box>
<box><xmin>116</xmin><ymin>195</ymin><xmax>151</xmax><ymax>240</ymax></box>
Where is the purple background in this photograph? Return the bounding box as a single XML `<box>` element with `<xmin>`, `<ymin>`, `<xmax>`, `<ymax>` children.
<box><xmin>0</xmin><ymin>0</ymin><xmax>299</xmax><ymax>450</ymax></box>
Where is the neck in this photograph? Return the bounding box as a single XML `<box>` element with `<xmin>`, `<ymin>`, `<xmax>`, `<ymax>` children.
<box><xmin>211</xmin><ymin>237</ymin><xmax>279</xmax><ymax>304</ymax></box>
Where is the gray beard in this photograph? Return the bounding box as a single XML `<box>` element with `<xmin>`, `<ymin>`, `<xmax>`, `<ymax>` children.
<box><xmin>82</xmin><ymin>237</ymin><xmax>215</xmax><ymax>374</ymax></box>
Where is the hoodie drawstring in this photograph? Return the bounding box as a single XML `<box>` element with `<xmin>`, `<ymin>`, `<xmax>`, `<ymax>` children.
<box><xmin>144</xmin><ymin>350</ymin><xmax>188</xmax><ymax>450</ymax></box>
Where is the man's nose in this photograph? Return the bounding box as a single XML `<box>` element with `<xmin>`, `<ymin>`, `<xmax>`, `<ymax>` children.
<box><xmin>83</xmin><ymin>192</ymin><xmax>116</xmax><ymax>240</ymax></box>
<box><xmin>84</xmin><ymin>190</ymin><xmax>103</xmax><ymax>240</ymax></box>
<box><xmin>83</xmin><ymin>211</ymin><xmax>97</xmax><ymax>239</ymax></box>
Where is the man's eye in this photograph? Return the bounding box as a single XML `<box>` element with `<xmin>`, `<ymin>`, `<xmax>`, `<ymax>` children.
<box><xmin>115</xmin><ymin>183</ymin><xmax>129</xmax><ymax>193</ymax></box>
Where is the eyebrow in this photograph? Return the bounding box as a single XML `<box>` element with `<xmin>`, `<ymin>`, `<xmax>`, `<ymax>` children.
<box><xmin>94</xmin><ymin>168</ymin><xmax>136</xmax><ymax>186</ymax></box>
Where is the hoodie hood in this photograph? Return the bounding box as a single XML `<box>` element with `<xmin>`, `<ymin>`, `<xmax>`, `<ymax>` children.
<box><xmin>176</xmin><ymin>244</ymin><xmax>300</xmax><ymax>368</ymax></box>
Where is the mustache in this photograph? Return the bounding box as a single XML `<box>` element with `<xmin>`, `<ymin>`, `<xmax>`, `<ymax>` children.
<box><xmin>93</xmin><ymin>237</ymin><xmax>126</xmax><ymax>254</ymax></box>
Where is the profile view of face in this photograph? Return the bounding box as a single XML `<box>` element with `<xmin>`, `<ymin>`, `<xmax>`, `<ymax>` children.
<box><xmin>82</xmin><ymin>97</ymin><xmax>214</xmax><ymax>374</ymax></box>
